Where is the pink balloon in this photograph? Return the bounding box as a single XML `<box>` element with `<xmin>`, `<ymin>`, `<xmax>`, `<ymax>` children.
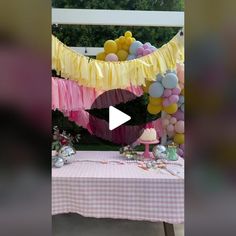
<box><xmin>143</xmin><ymin>44</ymin><xmax>149</xmax><ymax>49</ymax></box>
<box><xmin>162</xmin><ymin>98</ymin><xmax>171</xmax><ymax>107</ymax></box>
<box><xmin>173</xmin><ymin>110</ymin><xmax>184</xmax><ymax>121</ymax></box>
<box><xmin>163</xmin><ymin>89</ymin><xmax>172</xmax><ymax>97</ymax></box>
<box><xmin>105</xmin><ymin>53</ymin><xmax>118</xmax><ymax>62</ymax></box>
<box><xmin>172</xmin><ymin>87</ymin><xmax>181</xmax><ymax>95</ymax></box>
<box><xmin>162</xmin><ymin>118</ymin><xmax>170</xmax><ymax>127</ymax></box>
<box><xmin>167</xmin><ymin>124</ymin><xmax>174</xmax><ymax>132</ymax></box>
<box><xmin>143</xmin><ymin>49</ymin><xmax>151</xmax><ymax>55</ymax></box>
<box><xmin>137</xmin><ymin>47</ymin><xmax>144</xmax><ymax>55</ymax></box>
<box><xmin>137</xmin><ymin>54</ymin><xmax>143</xmax><ymax>58</ymax></box>
<box><xmin>170</xmin><ymin>117</ymin><xmax>177</xmax><ymax>124</ymax></box>
<box><xmin>177</xmin><ymin>148</ymin><xmax>184</xmax><ymax>156</ymax></box>
<box><xmin>169</xmin><ymin>95</ymin><xmax>179</xmax><ymax>103</ymax></box>
<box><xmin>175</xmin><ymin>120</ymin><xmax>184</xmax><ymax>133</ymax></box>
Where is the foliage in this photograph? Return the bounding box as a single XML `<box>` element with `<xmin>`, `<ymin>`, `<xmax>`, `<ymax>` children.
<box><xmin>52</xmin><ymin>0</ymin><xmax>184</xmax><ymax>47</ymax></box>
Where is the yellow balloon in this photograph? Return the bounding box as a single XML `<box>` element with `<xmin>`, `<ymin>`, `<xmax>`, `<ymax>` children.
<box><xmin>131</xmin><ymin>37</ymin><xmax>136</xmax><ymax>42</ymax></box>
<box><xmin>125</xmin><ymin>37</ymin><xmax>132</xmax><ymax>46</ymax></box>
<box><xmin>122</xmin><ymin>44</ymin><xmax>130</xmax><ymax>51</ymax></box>
<box><xmin>149</xmin><ymin>97</ymin><xmax>162</xmax><ymax>105</ymax></box>
<box><xmin>163</xmin><ymin>103</ymin><xmax>178</xmax><ymax>114</ymax></box>
<box><xmin>142</xmin><ymin>81</ymin><xmax>152</xmax><ymax>93</ymax></box>
<box><xmin>117</xmin><ymin>50</ymin><xmax>128</xmax><ymax>61</ymax></box>
<box><xmin>119</xmin><ymin>36</ymin><xmax>125</xmax><ymax>44</ymax></box>
<box><xmin>147</xmin><ymin>104</ymin><xmax>162</xmax><ymax>115</ymax></box>
<box><xmin>96</xmin><ymin>51</ymin><xmax>106</xmax><ymax>61</ymax></box>
<box><xmin>125</xmin><ymin>31</ymin><xmax>132</xmax><ymax>38</ymax></box>
<box><xmin>174</xmin><ymin>133</ymin><xmax>184</xmax><ymax>144</ymax></box>
<box><xmin>104</xmin><ymin>40</ymin><xmax>118</xmax><ymax>54</ymax></box>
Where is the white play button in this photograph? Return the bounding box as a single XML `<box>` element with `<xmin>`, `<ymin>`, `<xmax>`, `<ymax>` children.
<box><xmin>109</xmin><ymin>106</ymin><xmax>131</xmax><ymax>130</ymax></box>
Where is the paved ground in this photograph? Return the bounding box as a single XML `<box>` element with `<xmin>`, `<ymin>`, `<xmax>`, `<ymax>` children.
<box><xmin>53</xmin><ymin>214</ymin><xmax>184</xmax><ymax>236</ymax></box>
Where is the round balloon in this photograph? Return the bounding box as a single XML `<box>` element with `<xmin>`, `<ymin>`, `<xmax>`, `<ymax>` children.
<box><xmin>129</xmin><ymin>41</ymin><xmax>143</xmax><ymax>55</ymax></box>
<box><xmin>144</xmin><ymin>42</ymin><xmax>151</xmax><ymax>47</ymax></box>
<box><xmin>167</xmin><ymin>124</ymin><xmax>174</xmax><ymax>132</ymax></box>
<box><xmin>181</xmin><ymin>104</ymin><xmax>184</xmax><ymax>112</ymax></box>
<box><xmin>175</xmin><ymin>120</ymin><xmax>184</xmax><ymax>133</ymax></box>
<box><xmin>162</xmin><ymin>98</ymin><xmax>171</xmax><ymax>107</ymax></box>
<box><xmin>163</xmin><ymin>89</ymin><xmax>172</xmax><ymax>98</ymax></box>
<box><xmin>177</xmin><ymin>148</ymin><xmax>184</xmax><ymax>156</ymax></box>
<box><xmin>125</xmin><ymin>31</ymin><xmax>132</xmax><ymax>38</ymax></box>
<box><xmin>173</xmin><ymin>110</ymin><xmax>184</xmax><ymax>120</ymax></box>
<box><xmin>169</xmin><ymin>95</ymin><xmax>179</xmax><ymax>104</ymax></box>
<box><xmin>162</xmin><ymin>118</ymin><xmax>170</xmax><ymax>127</ymax></box>
<box><xmin>117</xmin><ymin>50</ymin><xmax>128</xmax><ymax>61</ymax></box>
<box><xmin>147</xmin><ymin>104</ymin><xmax>162</xmax><ymax>115</ymax></box>
<box><xmin>149</xmin><ymin>97</ymin><xmax>162</xmax><ymax>105</ymax></box>
<box><xmin>119</xmin><ymin>36</ymin><xmax>126</xmax><ymax>44</ymax></box>
<box><xmin>143</xmin><ymin>49</ymin><xmax>151</xmax><ymax>55</ymax></box>
<box><xmin>163</xmin><ymin>103</ymin><xmax>178</xmax><ymax>114</ymax></box>
<box><xmin>172</xmin><ymin>87</ymin><xmax>181</xmax><ymax>95</ymax></box>
<box><xmin>104</xmin><ymin>40</ymin><xmax>118</xmax><ymax>54</ymax></box>
<box><xmin>170</xmin><ymin>117</ymin><xmax>177</xmax><ymax>124</ymax></box>
<box><xmin>174</xmin><ymin>133</ymin><xmax>184</xmax><ymax>144</ymax></box>
<box><xmin>150</xmin><ymin>46</ymin><xmax>157</xmax><ymax>52</ymax></box>
<box><xmin>105</xmin><ymin>53</ymin><xmax>118</xmax><ymax>62</ymax></box>
<box><xmin>162</xmin><ymin>73</ymin><xmax>178</xmax><ymax>89</ymax></box>
<box><xmin>125</xmin><ymin>37</ymin><xmax>132</xmax><ymax>46</ymax></box>
<box><xmin>96</xmin><ymin>51</ymin><xmax>106</xmax><ymax>61</ymax></box>
<box><xmin>137</xmin><ymin>47</ymin><xmax>144</xmax><ymax>56</ymax></box>
<box><xmin>149</xmin><ymin>82</ymin><xmax>164</xmax><ymax>98</ymax></box>
<box><xmin>127</xmin><ymin>54</ymin><xmax>136</xmax><ymax>61</ymax></box>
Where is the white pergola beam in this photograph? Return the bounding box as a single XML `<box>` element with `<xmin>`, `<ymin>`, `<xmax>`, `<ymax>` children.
<box><xmin>52</xmin><ymin>8</ymin><xmax>184</xmax><ymax>27</ymax></box>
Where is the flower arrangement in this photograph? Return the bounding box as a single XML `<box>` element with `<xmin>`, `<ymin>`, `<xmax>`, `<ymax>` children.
<box><xmin>52</xmin><ymin>126</ymin><xmax>80</xmax><ymax>152</ymax></box>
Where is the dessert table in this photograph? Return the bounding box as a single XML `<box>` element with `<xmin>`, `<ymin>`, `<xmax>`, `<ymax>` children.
<box><xmin>52</xmin><ymin>151</ymin><xmax>184</xmax><ymax>236</ymax></box>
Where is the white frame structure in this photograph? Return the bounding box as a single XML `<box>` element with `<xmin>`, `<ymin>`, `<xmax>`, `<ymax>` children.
<box><xmin>52</xmin><ymin>8</ymin><xmax>184</xmax><ymax>56</ymax></box>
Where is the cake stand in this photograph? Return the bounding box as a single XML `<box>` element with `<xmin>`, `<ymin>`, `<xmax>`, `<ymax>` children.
<box><xmin>139</xmin><ymin>139</ymin><xmax>159</xmax><ymax>159</ymax></box>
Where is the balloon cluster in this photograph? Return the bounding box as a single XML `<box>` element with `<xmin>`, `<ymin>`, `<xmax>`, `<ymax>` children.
<box><xmin>96</xmin><ymin>31</ymin><xmax>157</xmax><ymax>62</ymax></box>
<box><xmin>95</xmin><ymin>31</ymin><xmax>185</xmax><ymax>157</ymax></box>
<box><xmin>147</xmin><ymin>71</ymin><xmax>180</xmax><ymax>115</ymax></box>
<box><xmin>162</xmin><ymin>64</ymin><xmax>185</xmax><ymax>157</ymax></box>
<box><xmin>129</xmin><ymin>41</ymin><xmax>156</xmax><ymax>59</ymax></box>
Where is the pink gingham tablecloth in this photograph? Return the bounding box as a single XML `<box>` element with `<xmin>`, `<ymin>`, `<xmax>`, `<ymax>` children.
<box><xmin>52</xmin><ymin>151</ymin><xmax>184</xmax><ymax>224</ymax></box>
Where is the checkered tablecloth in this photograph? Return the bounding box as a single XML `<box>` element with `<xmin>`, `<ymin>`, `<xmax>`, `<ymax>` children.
<box><xmin>52</xmin><ymin>151</ymin><xmax>184</xmax><ymax>224</ymax></box>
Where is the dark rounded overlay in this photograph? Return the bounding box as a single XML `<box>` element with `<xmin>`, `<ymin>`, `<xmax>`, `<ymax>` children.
<box><xmin>88</xmin><ymin>89</ymin><xmax>146</xmax><ymax>145</ymax></box>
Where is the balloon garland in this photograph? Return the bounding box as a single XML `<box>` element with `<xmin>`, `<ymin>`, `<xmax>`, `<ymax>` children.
<box><xmin>96</xmin><ymin>31</ymin><xmax>184</xmax><ymax>157</ymax></box>
<box><xmin>96</xmin><ymin>31</ymin><xmax>157</xmax><ymax>62</ymax></box>
<box><xmin>161</xmin><ymin>64</ymin><xmax>185</xmax><ymax>157</ymax></box>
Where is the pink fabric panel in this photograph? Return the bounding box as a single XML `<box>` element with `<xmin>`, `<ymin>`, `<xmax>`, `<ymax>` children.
<box><xmin>63</xmin><ymin>109</ymin><xmax>91</xmax><ymax>133</ymax></box>
<box><xmin>52</xmin><ymin>77</ymin><xmax>143</xmax><ymax>111</ymax></box>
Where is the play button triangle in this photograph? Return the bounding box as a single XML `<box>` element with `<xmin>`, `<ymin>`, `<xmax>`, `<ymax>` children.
<box><xmin>109</xmin><ymin>106</ymin><xmax>131</xmax><ymax>131</ymax></box>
